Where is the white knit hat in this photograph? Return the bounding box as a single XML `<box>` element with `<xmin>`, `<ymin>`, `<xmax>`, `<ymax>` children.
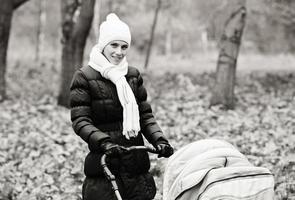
<box><xmin>97</xmin><ymin>13</ymin><xmax>131</xmax><ymax>52</ymax></box>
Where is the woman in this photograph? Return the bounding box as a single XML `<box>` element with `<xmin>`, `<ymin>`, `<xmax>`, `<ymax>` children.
<box><xmin>70</xmin><ymin>13</ymin><xmax>174</xmax><ymax>200</ymax></box>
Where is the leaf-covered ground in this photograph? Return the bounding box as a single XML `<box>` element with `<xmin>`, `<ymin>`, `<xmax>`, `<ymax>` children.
<box><xmin>1</xmin><ymin>64</ymin><xmax>295</xmax><ymax>199</ymax></box>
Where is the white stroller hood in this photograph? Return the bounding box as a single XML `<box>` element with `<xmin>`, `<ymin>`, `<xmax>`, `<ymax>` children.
<box><xmin>162</xmin><ymin>139</ymin><xmax>274</xmax><ymax>200</ymax></box>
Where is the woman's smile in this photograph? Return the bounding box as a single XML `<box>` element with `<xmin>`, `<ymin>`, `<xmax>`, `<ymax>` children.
<box><xmin>111</xmin><ymin>55</ymin><xmax>123</xmax><ymax>63</ymax></box>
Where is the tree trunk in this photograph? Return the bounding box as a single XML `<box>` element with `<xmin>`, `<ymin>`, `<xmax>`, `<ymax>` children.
<box><xmin>164</xmin><ymin>14</ymin><xmax>172</xmax><ymax>55</ymax></box>
<box><xmin>0</xmin><ymin>0</ymin><xmax>29</xmax><ymax>102</ymax></box>
<box><xmin>93</xmin><ymin>0</ymin><xmax>101</xmax><ymax>41</ymax></box>
<box><xmin>210</xmin><ymin>1</ymin><xmax>246</xmax><ymax>109</ymax></box>
<box><xmin>35</xmin><ymin>0</ymin><xmax>46</xmax><ymax>62</ymax></box>
<box><xmin>165</xmin><ymin>30</ymin><xmax>172</xmax><ymax>55</ymax></box>
<box><xmin>58</xmin><ymin>0</ymin><xmax>95</xmax><ymax>108</ymax></box>
<box><xmin>144</xmin><ymin>0</ymin><xmax>161</xmax><ymax>69</ymax></box>
<box><xmin>272</xmin><ymin>1</ymin><xmax>295</xmax><ymax>53</ymax></box>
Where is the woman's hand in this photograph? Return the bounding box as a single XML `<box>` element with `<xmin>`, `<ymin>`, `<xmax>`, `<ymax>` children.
<box><xmin>156</xmin><ymin>141</ymin><xmax>174</xmax><ymax>158</ymax></box>
<box><xmin>101</xmin><ymin>141</ymin><xmax>124</xmax><ymax>156</ymax></box>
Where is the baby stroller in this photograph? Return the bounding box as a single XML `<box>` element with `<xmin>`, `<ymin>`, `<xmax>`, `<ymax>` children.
<box><xmin>162</xmin><ymin>139</ymin><xmax>275</xmax><ymax>200</ymax></box>
<box><xmin>101</xmin><ymin>139</ymin><xmax>275</xmax><ymax>200</ymax></box>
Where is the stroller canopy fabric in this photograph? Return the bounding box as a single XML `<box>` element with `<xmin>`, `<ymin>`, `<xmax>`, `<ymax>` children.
<box><xmin>162</xmin><ymin>139</ymin><xmax>274</xmax><ymax>200</ymax></box>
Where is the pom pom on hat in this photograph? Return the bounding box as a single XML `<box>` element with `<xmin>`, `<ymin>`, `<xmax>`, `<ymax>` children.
<box><xmin>97</xmin><ymin>13</ymin><xmax>131</xmax><ymax>52</ymax></box>
<box><xmin>106</xmin><ymin>13</ymin><xmax>120</xmax><ymax>21</ymax></box>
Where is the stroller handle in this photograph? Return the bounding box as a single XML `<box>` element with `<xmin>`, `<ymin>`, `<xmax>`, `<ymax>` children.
<box><xmin>100</xmin><ymin>146</ymin><xmax>158</xmax><ymax>200</ymax></box>
<box><xmin>121</xmin><ymin>145</ymin><xmax>158</xmax><ymax>154</ymax></box>
<box><xmin>101</xmin><ymin>145</ymin><xmax>158</xmax><ymax>166</ymax></box>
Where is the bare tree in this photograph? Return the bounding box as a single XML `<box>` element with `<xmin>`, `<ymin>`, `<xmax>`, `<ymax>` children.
<box><xmin>210</xmin><ymin>0</ymin><xmax>246</xmax><ymax>109</ymax></box>
<box><xmin>58</xmin><ymin>0</ymin><xmax>95</xmax><ymax>107</ymax></box>
<box><xmin>0</xmin><ymin>0</ymin><xmax>30</xmax><ymax>102</ymax></box>
<box><xmin>144</xmin><ymin>0</ymin><xmax>162</xmax><ymax>69</ymax></box>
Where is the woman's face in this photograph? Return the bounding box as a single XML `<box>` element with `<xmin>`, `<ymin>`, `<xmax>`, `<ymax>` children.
<box><xmin>103</xmin><ymin>40</ymin><xmax>129</xmax><ymax>65</ymax></box>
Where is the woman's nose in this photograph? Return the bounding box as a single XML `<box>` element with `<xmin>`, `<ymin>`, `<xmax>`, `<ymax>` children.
<box><xmin>114</xmin><ymin>48</ymin><xmax>122</xmax><ymax>55</ymax></box>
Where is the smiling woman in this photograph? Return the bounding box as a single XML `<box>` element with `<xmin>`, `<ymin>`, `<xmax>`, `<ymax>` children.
<box><xmin>69</xmin><ymin>13</ymin><xmax>174</xmax><ymax>200</ymax></box>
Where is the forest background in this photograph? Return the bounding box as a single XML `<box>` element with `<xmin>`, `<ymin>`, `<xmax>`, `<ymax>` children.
<box><xmin>1</xmin><ymin>0</ymin><xmax>295</xmax><ymax>199</ymax></box>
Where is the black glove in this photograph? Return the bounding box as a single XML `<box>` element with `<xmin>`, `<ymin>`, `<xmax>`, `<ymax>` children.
<box><xmin>101</xmin><ymin>141</ymin><xmax>123</xmax><ymax>156</ymax></box>
<box><xmin>156</xmin><ymin>141</ymin><xmax>174</xmax><ymax>158</ymax></box>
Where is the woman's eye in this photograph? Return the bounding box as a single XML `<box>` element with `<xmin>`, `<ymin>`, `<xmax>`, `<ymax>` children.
<box><xmin>111</xmin><ymin>43</ymin><xmax>119</xmax><ymax>48</ymax></box>
<box><xmin>122</xmin><ymin>45</ymin><xmax>128</xmax><ymax>50</ymax></box>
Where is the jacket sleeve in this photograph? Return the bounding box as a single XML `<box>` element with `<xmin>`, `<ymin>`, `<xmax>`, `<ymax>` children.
<box><xmin>70</xmin><ymin>70</ymin><xmax>110</xmax><ymax>151</ymax></box>
<box><xmin>136</xmin><ymin>71</ymin><xmax>168</xmax><ymax>146</ymax></box>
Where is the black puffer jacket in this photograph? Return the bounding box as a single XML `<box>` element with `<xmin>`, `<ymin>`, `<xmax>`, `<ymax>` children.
<box><xmin>70</xmin><ymin>65</ymin><xmax>167</xmax><ymax>177</ymax></box>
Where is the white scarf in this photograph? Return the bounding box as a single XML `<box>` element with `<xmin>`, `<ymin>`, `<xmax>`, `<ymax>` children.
<box><xmin>88</xmin><ymin>45</ymin><xmax>140</xmax><ymax>139</ymax></box>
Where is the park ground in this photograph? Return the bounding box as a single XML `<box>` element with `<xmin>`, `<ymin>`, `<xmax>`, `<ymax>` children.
<box><xmin>0</xmin><ymin>52</ymin><xmax>295</xmax><ymax>199</ymax></box>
